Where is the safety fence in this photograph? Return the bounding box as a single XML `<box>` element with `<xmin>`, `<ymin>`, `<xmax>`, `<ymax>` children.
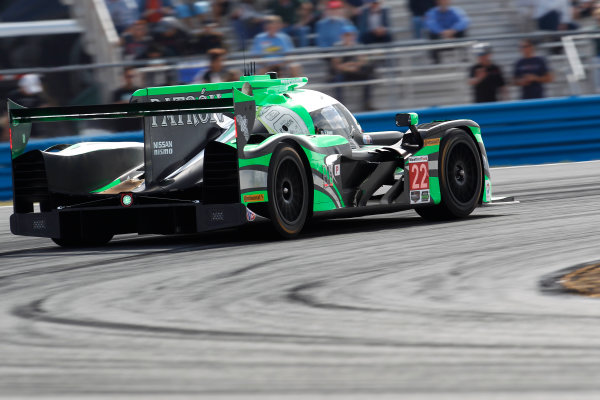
<box><xmin>1</xmin><ymin>95</ymin><xmax>600</xmax><ymax>200</ymax></box>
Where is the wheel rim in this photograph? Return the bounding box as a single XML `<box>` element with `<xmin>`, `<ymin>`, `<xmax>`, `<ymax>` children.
<box><xmin>446</xmin><ymin>142</ymin><xmax>479</xmax><ymax>204</ymax></box>
<box><xmin>275</xmin><ymin>158</ymin><xmax>304</xmax><ymax>225</ymax></box>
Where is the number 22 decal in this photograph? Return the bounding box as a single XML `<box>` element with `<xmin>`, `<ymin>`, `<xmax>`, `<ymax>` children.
<box><xmin>409</xmin><ymin>161</ymin><xmax>429</xmax><ymax>190</ymax></box>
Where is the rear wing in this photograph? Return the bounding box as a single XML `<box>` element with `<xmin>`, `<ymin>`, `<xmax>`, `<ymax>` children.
<box><xmin>8</xmin><ymin>87</ymin><xmax>256</xmax><ymax>189</ymax></box>
<box><xmin>8</xmin><ymin>97</ymin><xmax>233</xmax><ymax>158</ymax></box>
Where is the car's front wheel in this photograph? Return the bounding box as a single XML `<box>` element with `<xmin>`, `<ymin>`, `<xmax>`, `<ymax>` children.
<box><xmin>416</xmin><ymin>128</ymin><xmax>482</xmax><ymax>220</ymax></box>
<box><xmin>267</xmin><ymin>145</ymin><xmax>309</xmax><ymax>238</ymax></box>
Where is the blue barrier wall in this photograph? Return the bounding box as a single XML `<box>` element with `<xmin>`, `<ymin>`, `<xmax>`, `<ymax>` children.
<box><xmin>2</xmin><ymin>95</ymin><xmax>600</xmax><ymax>201</ymax></box>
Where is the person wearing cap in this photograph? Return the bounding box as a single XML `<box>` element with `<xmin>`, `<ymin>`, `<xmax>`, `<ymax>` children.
<box><xmin>468</xmin><ymin>44</ymin><xmax>506</xmax><ymax>103</ymax></box>
<box><xmin>136</xmin><ymin>0</ymin><xmax>174</xmax><ymax>24</ymax></box>
<box><xmin>513</xmin><ymin>39</ymin><xmax>553</xmax><ymax>99</ymax></box>
<box><xmin>316</xmin><ymin>0</ymin><xmax>356</xmax><ymax>47</ymax></box>
<box><xmin>330</xmin><ymin>24</ymin><xmax>375</xmax><ymax>110</ymax></box>
<box><xmin>358</xmin><ymin>0</ymin><xmax>392</xmax><ymax>44</ymax></box>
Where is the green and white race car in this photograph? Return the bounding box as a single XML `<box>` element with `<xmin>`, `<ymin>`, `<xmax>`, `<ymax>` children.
<box><xmin>8</xmin><ymin>73</ymin><xmax>511</xmax><ymax>246</ymax></box>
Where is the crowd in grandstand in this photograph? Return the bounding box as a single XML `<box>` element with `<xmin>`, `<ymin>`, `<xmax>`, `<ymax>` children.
<box><xmin>103</xmin><ymin>0</ymin><xmax>600</xmax><ymax>94</ymax></box>
<box><xmin>1</xmin><ymin>0</ymin><xmax>600</xmax><ymax>140</ymax></box>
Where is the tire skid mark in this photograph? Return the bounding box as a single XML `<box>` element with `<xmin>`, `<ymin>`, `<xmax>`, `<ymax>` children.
<box><xmin>13</xmin><ymin>297</ymin><xmax>600</xmax><ymax>352</ymax></box>
<box><xmin>214</xmin><ymin>256</ymin><xmax>288</xmax><ymax>279</ymax></box>
<box><xmin>0</xmin><ymin>241</ymin><xmax>259</xmax><ymax>285</ymax></box>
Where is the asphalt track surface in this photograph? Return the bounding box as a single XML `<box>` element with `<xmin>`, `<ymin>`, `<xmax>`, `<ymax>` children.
<box><xmin>1</xmin><ymin>161</ymin><xmax>600</xmax><ymax>399</ymax></box>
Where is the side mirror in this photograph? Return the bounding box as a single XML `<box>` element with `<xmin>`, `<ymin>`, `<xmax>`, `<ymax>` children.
<box><xmin>395</xmin><ymin>112</ymin><xmax>418</xmax><ymax>127</ymax></box>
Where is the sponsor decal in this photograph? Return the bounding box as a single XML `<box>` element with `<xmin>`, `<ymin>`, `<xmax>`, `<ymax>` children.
<box><xmin>409</xmin><ymin>155</ymin><xmax>430</xmax><ymax>204</ymax></box>
<box><xmin>152</xmin><ymin>140</ymin><xmax>173</xmax><ymax>156</ymax></box>
<box><xmin>408</xmin><ymin>155</ymin><xmax>429</xmax><ymax>163</ymax></box>
<box><xmin>243</xmin><ymin>193</ymin><xmax>265</xmax><ymax>203</ymax></box>
<box><xmin>485</xmin><ymin>180</ymin><xmax>492</xmax><ymax>202</ymax></box>
<box><xmin>246</xmin><ymin>208</ymin><xmax>257</xmax><ymax>222</ymax></box>
<box><xmin>363</xmin><ymin>134</ymin><xmax>373</xmax><ymax>145</ymax></box>
<box><xmin>237</xmin><ymin>114</ymin><xmax>250</xmax><ymax>140</ymax></box>
<box><xmin>334</xmin><ymin>164</ymin><xmax>340</xmax><ymax>176</ymax></box>
<box><xmin>424</xmin><ymin>138</ymin><xmax>440</xmax><ymax>146</ymax></box>
<box><xmin>149</xmin><ymin>90</ymin><xmax>225</xmax><ymax>128</ymax></box>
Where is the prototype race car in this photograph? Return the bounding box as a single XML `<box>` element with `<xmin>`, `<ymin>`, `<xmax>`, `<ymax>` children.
<box><xmin>7</xmin><ymin>73</ymin><xmax>510</xmax><ymax>246</ymax></box>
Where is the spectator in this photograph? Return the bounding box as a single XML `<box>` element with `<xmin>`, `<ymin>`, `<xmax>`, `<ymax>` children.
<box><xmin>268</xmin><ymin>0</ymin><xmax>309</xmax><ymax>47</ymax></box>
<box><xmin>112</xmin><ymin>67</ymin><xmax>139</xmax><ymax>103</ymax></box>
<box><xmin>9</xmin><ymin>74</ymin><xmax>46</xmax><ymax>109</ymax></box>
<box><xmin>468</xmin><ymin>43</ymin><xmax>506</xmax><ymax>103</ymax></box>
<box><xmin>172</xmin><ymin>0</ymin><xmax>211</xmax><ymax>30</ymax></box>
<box><xmin>251</xmin><ymin>15</ymin><xmax>298</xmax><ymax>75</ymax></box>
<box><xmin>296</xmin><ymin>2</ymin><xmax>319</xmax><ymax>45</ymax></box>
<box><xmin>122</xmin><ymin>19</ymin><xmax>152</xmax><ymax>60</ymax></box>
<box><xmin>425</xmin><ymin>0</ymin><xmax>469</xmax><ymax>39</ymax></box>
<box><xmin>6</xmin><ymin>74</ymin><xmax>49</xmax><ymax>138</ymax></box>
<box><xmin>316</xmin><ymin>0</ymin><xmax>356</xmax><ymax>47</ymax></box>
<box><xmin>346</xmin><ymin>0</ymin><xmax>365</xmax><ymax>25</ymax></box>
<box><xmin>532</xmin><ymin>0</ymin><xmax>577</xmax><ymax>30</ymax></box>
<box><xmin>358</xmin><ymin>0</ymin><xmax>392</xmax><ymax>44</ymax></box>
<box><xmin>230</xmin><ymin>0</ymin><xmax>265</xmax><ymax>50</ymax></box>
<box><xmin>425</xmin><ymin>0</ymin><xmax>469</xmax><ymax>63</ymax></box>
<box><xmin>105</xmin><ymin>0</ymin><xmax>140</xmax><ymax>34</ymax></box>
<box><xmin>194</xmin><ymin>48</ymin><xmax>228</xmax><ymax>83</ymax></box>
<box><xmin>193</xmin><ymin>22</ymin><xmax>226</xmax><ymax>54</ymax></box>
<box><xmin>137</xmin><ymin>0</ymin><xmax>174</xmax><ymax>24</ymax></box>
<box><xmin>153</xmin><ymin>16</ymin><xmax>189</xmax><ymax>57</ymax></box>
<box><xmin>408</xmin><ymin>0</ymin><xmax>435</xmax><ymax>39</ymax></box>
<box><xmin>514</xmin><ymin>39</ymin><xmax>554</xmax><ymax>99</ymax></box>
<box><xmin>212</xmin><ymin>0</ymin><xmax>231</xmax><ymax>26</ymax></box>
<box><xmin>112</xmin><ymin>68</ymin><xmax>142</xmax><ymax>132</ymax></box>
<box><xmin>330</xmin><ymin>25</ymin><xmax>375</xmax><ymax>110</ymax></box>
<box><xmin>572</xmin><ymin>0</ymin><xmax>595</xmax><ymax>20</ymax></box>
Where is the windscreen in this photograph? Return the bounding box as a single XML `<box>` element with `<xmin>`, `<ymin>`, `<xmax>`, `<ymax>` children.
<box><xmin>309</xmin><ymin>103</ymin><xmax>361</xmax><ymax>141</ymax></box>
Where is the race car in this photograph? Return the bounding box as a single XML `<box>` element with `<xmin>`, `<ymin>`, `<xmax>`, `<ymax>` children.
<box><xmin>7</xmin><ymin>73</ymin><xmax>511</xmax><ymax>246</ymax></box>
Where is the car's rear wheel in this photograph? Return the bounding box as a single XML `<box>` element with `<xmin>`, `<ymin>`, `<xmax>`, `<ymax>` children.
<box><xmin>416</xmin><ymin>128</ymin><xmax>482</xmax><ymax>220</ymax></box>
<box><xmin>267</xmin><ymin>145</ymin><xmax>309</xmax><ymax>238</ymax></box>
<box><xmin>52</xmin><ymin>231</ymin><xmax>113</xmax><ymax>247</ymax></box>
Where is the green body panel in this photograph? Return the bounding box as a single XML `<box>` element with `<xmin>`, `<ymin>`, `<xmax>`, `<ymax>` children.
<box><xmin>409</xmin><ymin>112</ymin><xmax>419</xmax><ymax>126</ymax></box>
<box><xmin>300</xmin><ymin>145</ymin><xmax>345</xmax><ymax>211</ymax></box>
<box><xmin>429</xmin><ymin>177</ymin><xmax>442</xmax><ymax>204</ymax></box>
<box><xmin>313</xmin><ymin>190</ymin><xmax>338</xmax><ymax>212</ymax></box>
<box><xmin>238</xmin><ymin>153</ymin><xmax>272</xmax><ymax>168</ymax></box>
<box><xmin>468</xmin><ymin>126</ymin><xmax>483</xmax><ymax>143</ymax></box>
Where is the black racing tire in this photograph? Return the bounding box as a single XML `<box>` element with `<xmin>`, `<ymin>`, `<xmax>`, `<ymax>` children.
<box><xmin>52</xmin><ymin>231</ymin><xmax>113</xmax><ymax>247</ymax></box>
<box><xmin>416</xmin><ymin>128</ymin><xmax>482</xmax><ymax>220</ymax></box>
<box><xmin>267</xmin><ymin>145</ymin><xmax>309</xmax><ymax>238</ymax></box>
